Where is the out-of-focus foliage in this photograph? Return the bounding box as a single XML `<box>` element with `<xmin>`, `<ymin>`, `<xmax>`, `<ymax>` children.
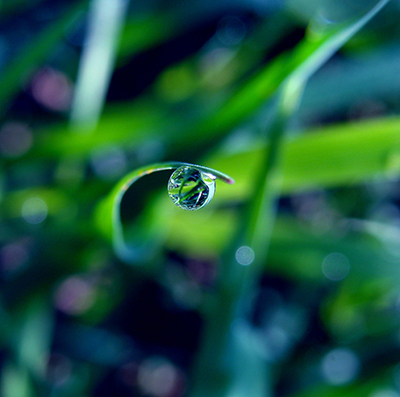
<box><xmin>1</xmin><ymin>0</ymin><xmax>400</xmax><ymax>396</ymax></box>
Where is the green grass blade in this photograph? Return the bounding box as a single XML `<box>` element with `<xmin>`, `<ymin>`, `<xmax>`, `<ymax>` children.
<box><xmin>186</xmin><ymin>0</ymin><xmax>390</xmax><ymax>151</ymax></box>
<box><xmin>117</xmin><ymin>11</ymin><xmax>180</xmax><ymax>62</ymax></box>
<box><xmin>95</xmin><ymin>162</ymin><xmax>233</xmax><ymax>264</ymax></box>
<box><xmin>70</xmin><ymin>0</ymin><xmax>129</xmax><ymax>130</ymax></box>
<box><xmin>1</xmin><ymin>364</ymin><xmax>31</xmax><ymax>397</ymax></box>
<box><xmin>206</xmin><ymin>115</ymin><xmax>400</xmax><ymax>200</ymax></box>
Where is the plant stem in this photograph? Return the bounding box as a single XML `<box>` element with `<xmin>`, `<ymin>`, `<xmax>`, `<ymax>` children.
<box><xmin>189</xmin><ymin>99</ymin><xmax>287</xmax><ymax>397</ymax></box>
<box><xmin>70</xmin><ymin>0</ymin><xmax>130</xmax><ymax>132</ymax></box>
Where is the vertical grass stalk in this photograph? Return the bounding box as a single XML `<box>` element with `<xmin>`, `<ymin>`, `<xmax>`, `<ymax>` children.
<box><xmin>189</xmin><ymin>1</ymin><xmax>390</xmax><ymax>395</ymax></box>
<box><xmin>70</xmin><ymin>0</ymin><xmax>130</xmax><ymax>131</ymax></box>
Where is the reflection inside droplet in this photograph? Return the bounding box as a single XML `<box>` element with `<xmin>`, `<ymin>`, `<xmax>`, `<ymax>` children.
<box><xmin>21</xmin><ymin>197</ymin><xmax>48</xmax><ymax>224</ymax></box>
<box><xmin>322</xmin><ymin>252</ymin><xmax>350</xmax><ymax>281</ymax></box>
<box><xmin>321</xmin><ymin>348</ymin><xmax>359</xmax><ymax>385</ymax></box>
<box><xmin>168</xmin><ymin>166</ymin><xmax>215</xmax><ymax>211</ymax></box>
<box><xmin>235</xmin><ymin>246</ymin><xmax>255</xmax><ymax>266</ymax></box>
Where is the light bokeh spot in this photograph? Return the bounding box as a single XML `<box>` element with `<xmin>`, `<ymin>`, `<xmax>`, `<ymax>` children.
<box><xmin>235</xmin><ymin>246</ymin><xmax>255</xmax><ymax>266</ymax></box>
<box><xmin>54</xmin><ymin>276</ymin><xmax>96</xmax><ymax>315</ymax></box>
<box><xmin>0</xmin><ymin>122</ymin><xmax>33</xmax><ymax>158</ymax></box>
<box><xmin>322</xmin><ymin>252</ymin><xmax>350</xmax><ymax>281</ymax></box>
<box><xmin>22</xmin><ymin>197</ymin><xmax>48</xmax><ymax>224</ymax></box>
<box><xmin>321</xmin><ymin>348</ymin><xmax>360</xmax><ymax>385</ymax></box>
<box><xmin>137</xmin><ymin>357</ymin><xmax>184</xmax><ymax>397</ymax></box>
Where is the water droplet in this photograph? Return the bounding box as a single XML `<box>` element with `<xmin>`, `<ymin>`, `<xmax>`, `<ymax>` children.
<box><xmin>168</xmin><ymin>166</ymin><xmax>215</xmax><ymax>211</ymax></box>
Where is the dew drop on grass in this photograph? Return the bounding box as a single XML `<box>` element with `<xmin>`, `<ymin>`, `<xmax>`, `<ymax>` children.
<box><xmin>168</xmin><ymin>166</ymin><xmax>215</xmax><ymax>211</ymax></box>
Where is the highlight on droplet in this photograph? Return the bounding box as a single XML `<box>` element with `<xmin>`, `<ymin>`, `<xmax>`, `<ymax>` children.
<box><xmin>235</xmin><ymin>246</ymin><xmax>255</xmax><ymax>266</ymax></box>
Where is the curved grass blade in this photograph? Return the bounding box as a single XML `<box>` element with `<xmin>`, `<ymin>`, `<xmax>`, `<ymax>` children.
<box><xmin>95</xmin><ymin>162</ymin><xmax>233</xmax><ymax>264</ymax></box>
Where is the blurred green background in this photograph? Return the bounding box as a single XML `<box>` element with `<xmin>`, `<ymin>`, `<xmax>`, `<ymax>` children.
<box><xmin>1</xmin><ymin>0</ymin><xmax>400</xmax><ymax>396</ymax></box>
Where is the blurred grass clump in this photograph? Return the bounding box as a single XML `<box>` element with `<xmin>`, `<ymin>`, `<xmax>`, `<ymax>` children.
<box><xmin>2</xmin><ymin>0</ymin><xmax>400</xmax><ymax>396</ymax></box>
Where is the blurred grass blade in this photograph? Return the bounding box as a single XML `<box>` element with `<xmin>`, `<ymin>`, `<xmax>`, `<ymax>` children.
<box><xmin>8</xmin><ymin>114</ymin><xmax>400</xmax><ymax>216</ymax></box>
<box><xmin>206</xmin><ymin>115</ymin><xmax>400</xmax><ymax>199</ymax></box>
<box><xmin>70</xmin><ymin>0</ymin><xmax>129</xmax><ymax>130</ymax></box>
<box><xmin>233</xmin><ymin>0</ymin><xmax>392</xmax><ymax>336</ymax></box>
<box><xmin>190</xmin><ymin>2</ymin><xmax>391</xmax><ymax>396</ymax></box>
<box><xmin>1</xmin><ymin>364</ymin><xmax>31</xmax><ymax>397</ymax></box>
<box><xmin>165</xmin><ymin>211</ymin><xmax>397</xmax><ymax>281</ymax></box>
<box><xmin>192</xmin><ymin>0</ymin><xmax>390</xmax><ymax>149</ymax></box>
<box><xmin>281</xmin><ymin>0</ymin><xmax>390</xmax><ymax>115</ymax></box>
<box><xmin>239</xmin><ymin>0</ymin><xmax>391</xmax><ymax>263</ymax></box>
<box><xmin>24</xmin><ymin>99</ymin><xmax>171</xmax><ymax>159</ymax></box>
<box><xmin>0</xmin><ymin>0</ymin><xmax>90</xmax><ymax>116</ymax></box>
<box><xmin>117</xmin><ymin>11</ymin><xmax>180</xmax><ymax>62</ymax></box>
<box><xmin>16</xmin><ymin>296</ymin><xmax>54</xmax><ymax>378</ymax></box>
<box><xmin>300</xmin><ymin>45</ymin><xmax>400</xmax><ymax>121</ymax></box>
